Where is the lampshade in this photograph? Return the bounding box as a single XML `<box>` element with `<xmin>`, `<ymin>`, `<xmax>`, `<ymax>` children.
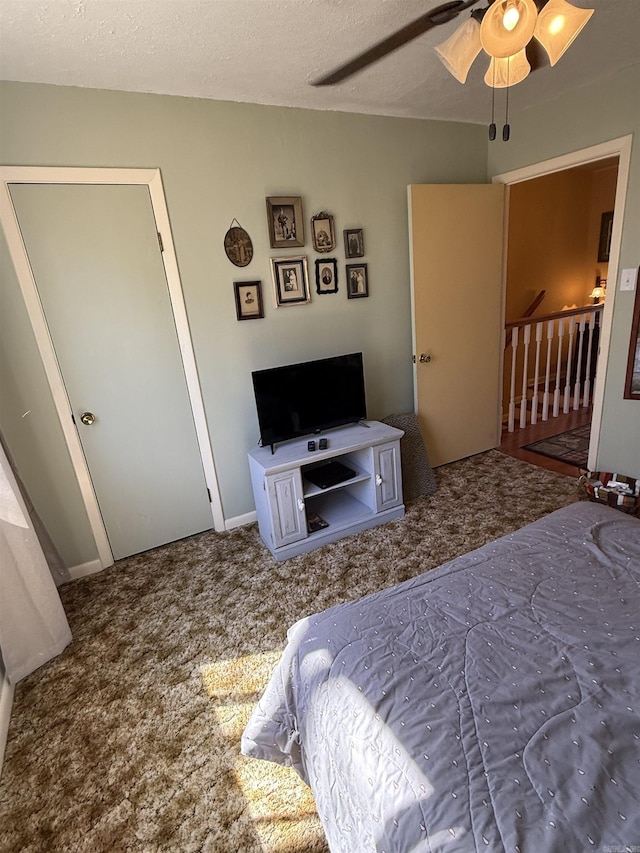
<box><xmin>534</xmin><ymin>0</ymin><xmax>594</xmax><ymax>66</ymax></box>
<box><xmin>480</xmin><ymin>0</ymin><xmax>538</xmax><ymax>59</ymax></box>
<box><xmin>484</xmin><ymin>50</ymin><xmax>531</xmax><ymax>88</ymax></box>
<box><xmin>435</xmin><ymin>17</ymin><xmax>483</xmax><ymax>83</ymax></box>
<box><xmin>589</xmin><ymin>285</ymin><xmax>605</xmax><ymax>303</ymax></box>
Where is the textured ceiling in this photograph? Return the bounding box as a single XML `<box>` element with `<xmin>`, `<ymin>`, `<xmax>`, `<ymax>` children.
<box><xmin>0</xmin><ymin>0</ymin><xmax>638</xmax><ymax>124</ymax></box>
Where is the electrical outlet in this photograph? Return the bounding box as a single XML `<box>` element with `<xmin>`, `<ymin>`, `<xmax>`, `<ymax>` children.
<box><xmin>620</xmin><ymin>268</ymin><xmax>637</xmax><ymax>292</ymax></box>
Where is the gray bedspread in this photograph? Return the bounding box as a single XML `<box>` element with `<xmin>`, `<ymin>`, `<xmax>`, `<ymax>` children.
<box><xmin>241</xmin><ymin>502</ymin><xmax>640</xmax><ymax>852</ymax></box>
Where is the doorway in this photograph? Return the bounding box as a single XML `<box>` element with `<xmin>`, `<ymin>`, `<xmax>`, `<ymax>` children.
<box><xmin>493</xmin><ymin>135</ymin><xmax>633</xmax><ymax>474</ymax></box>
<box><xmin>0</xmin><ymin>167</ymin><xmax>224</xmax><ymax>568</ymax></box>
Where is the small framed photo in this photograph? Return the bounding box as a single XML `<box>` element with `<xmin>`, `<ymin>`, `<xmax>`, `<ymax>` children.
<box><xmin>344</xmin><ymin>228</ymin><xmax>364</xmax><ymax>258</ymax></box>
<box><xmin>311</xmin><ymin>211</ymin><xmax>335</xmax><ymax>252</ymax></box>
<box><xmin>271</xmin><ymin>256</ymin><xmax>310</xmax><ymax>306</ymax></box>
<box><xmin>597</xmin><ymin>210</ymin><xmax>614</xmax><ymax>263</ymax></box>
<box><xmin>346</xmin><ymin>263</ymin><xmax>368</xmax><ymax>299</ymax></box>
<box><xmin>234</xmin><ymin>281</ymin><xmax>264</xmax><ymax>320</ymax></box>
<box><xmin>315</xmin><ymin>258</ymin><xmax>338</xmax><ymax>294</ymax></box>
<box><xmin>266</xmin><ymin>196</ymin><xmax>304</xmax><ymax>248</ymax></box>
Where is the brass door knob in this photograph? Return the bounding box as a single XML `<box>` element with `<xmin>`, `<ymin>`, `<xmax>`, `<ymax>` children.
<box><xmin>80</xmin><ymin>412</ymin><xmax>96</xmax><ymax>426</ymax></box>
<box><xmin>419</xmin><ymin>353</ymin><xmax>432</xmax><ymax>363</ymax></box>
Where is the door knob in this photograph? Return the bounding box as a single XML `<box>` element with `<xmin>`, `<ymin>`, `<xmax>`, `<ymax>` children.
<box><xmin>80</xmin><ymin>411</ymin><xmax>96</xmax><ymax>426</ymax></box>
<box><xmin>419</xmin><ymin>353</ymin><xmax>432</xmax><ymax>363</ymax></box>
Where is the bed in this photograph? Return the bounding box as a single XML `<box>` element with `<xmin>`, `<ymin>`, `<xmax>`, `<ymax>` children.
<box><xmin>241</xmin><ymin>502</ymin><xmax>640</xmax><ymax>852</ymax></box>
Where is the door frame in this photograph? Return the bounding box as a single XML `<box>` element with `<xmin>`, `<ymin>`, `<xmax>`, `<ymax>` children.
<box><xmin>0</xmin><ymin>166</ymin><xmax>225</xmax><ymax>569</ymax></box>
<box><xmin>492</xmin><ymin>134</ymin><xmax>633</xmax><ymax>471</ymax></box>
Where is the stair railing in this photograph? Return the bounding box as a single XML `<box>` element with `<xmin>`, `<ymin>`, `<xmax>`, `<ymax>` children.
<box><xmin>504</xmin><ymin>304</ymin><xmax>603</xmax><ymax>433</ymax></box>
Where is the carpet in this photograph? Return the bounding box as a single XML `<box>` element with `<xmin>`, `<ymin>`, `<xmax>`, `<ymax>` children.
<box><xmin>0</xmin><ymin>450</ymin><xmax>583</xmax><ymax>853</ymax></box>
<box><xmin>524</xmin><ymin>423</ymin><xmax>591</xmax><ymax>468</ymax></box>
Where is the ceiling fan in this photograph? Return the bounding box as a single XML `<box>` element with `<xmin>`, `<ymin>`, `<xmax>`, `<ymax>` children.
<box><xmin>313</xmin><ymin>0</ymin><xmax>483</xmax><ymax>86</ymax></box>
<box><xmin>312</xmin><ymin>0</ymin><xmax>594</xmax><ymax>136</ymax></box>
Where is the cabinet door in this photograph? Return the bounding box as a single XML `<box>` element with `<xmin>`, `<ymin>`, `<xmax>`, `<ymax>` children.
<box><xmin>265</xmin><ymin>470</ymin><xmax>307</xmax><ymax>549</ymax></box>
<box><xmin>374</xmin><ymin>442</ymin><xmax>402</xmax><ymax>512</ymax></box>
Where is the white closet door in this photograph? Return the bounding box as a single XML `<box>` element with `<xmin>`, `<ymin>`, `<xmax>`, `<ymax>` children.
<box><xmin>11</xmin><ymin>183</ymin><xmax>212</xmax><ymax>560</ymax></box>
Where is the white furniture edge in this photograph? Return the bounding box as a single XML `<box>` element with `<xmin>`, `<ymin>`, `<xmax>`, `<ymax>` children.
<box><xmin>0</xmin><ymin>670</ymin><xmax>14</xmax><ymax>776</ymax></box>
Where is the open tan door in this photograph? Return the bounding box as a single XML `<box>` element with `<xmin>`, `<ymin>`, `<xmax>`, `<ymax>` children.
<box><xmin>409</xmin><ymin>184</ymin><xmax>505</xmax><ymax>468</ymax></box>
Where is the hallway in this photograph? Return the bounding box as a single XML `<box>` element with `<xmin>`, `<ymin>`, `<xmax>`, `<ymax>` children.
<box><xmin>499</xmin><ymin>406</ymin><xmax>593</xmax><ymax>478</ymax></box>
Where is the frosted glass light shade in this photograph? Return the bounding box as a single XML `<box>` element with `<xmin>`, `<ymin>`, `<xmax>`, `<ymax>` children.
<box><xmin>480</xmin><ymin>0</ymin><xmax>537</xmax><ymax>59</ymax></box>
<box><xmin>435</xmin><ymin>17</ymin><xmax>482</xmax><ymax>83</ymax></box>
<box><xmin>534</xmin><ymin>0</ymin><xmax>594</xmax><ymax>66</ymax></box>
<box><xmin>484</xmin><ymin>50</ymin><xmax>531</xmax><ymax>88</ymax></box>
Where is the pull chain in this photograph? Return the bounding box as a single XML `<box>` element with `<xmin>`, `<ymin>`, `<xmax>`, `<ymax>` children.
<box><xmin>489</xmin><ymin>60</ymin><xmax>497</xmax><ymax>141</ymax></box>
<box><xmin>503</xmin><ymin>57</ymin><xmax>511</xmax><ymax>141</ymax></box>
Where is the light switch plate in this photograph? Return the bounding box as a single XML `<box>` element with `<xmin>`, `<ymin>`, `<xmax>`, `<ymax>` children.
<box><xmin>620</xmin><ymin>268</ymin><xmax>637</xmax><ymax>291</ymax></box>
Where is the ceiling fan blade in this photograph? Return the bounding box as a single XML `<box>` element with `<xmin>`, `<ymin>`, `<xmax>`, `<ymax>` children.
<box><xmin>312</xmin><ymin>0</ymin><xmax>482</xmax><ymax>86</ymax></box>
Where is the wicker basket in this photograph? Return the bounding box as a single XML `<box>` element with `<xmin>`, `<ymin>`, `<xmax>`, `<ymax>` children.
<box><xmin>579</xmin><ymin>471</ymin><xmax>640</xmax><ymax>515</ymax></box>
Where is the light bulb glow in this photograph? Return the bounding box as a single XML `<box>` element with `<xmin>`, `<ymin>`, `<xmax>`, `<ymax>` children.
<box><xmin>549</xmin><ymin>14</ymin><xmax>565</xmax><ymax>35</ymax></box>
<box><xmin>503</xmin><ymin>5</ymin><xmax>521</xmax><ymax>31</ymax></box>
<box><xmin>480</xmin><ymin>0</ymin><xmax>537</xmax><ymax>59</ymax></box>
<box><xmin>534</xmin><ymin>0</ymin><xmax>594</xmax><ymax>66</ymax></box>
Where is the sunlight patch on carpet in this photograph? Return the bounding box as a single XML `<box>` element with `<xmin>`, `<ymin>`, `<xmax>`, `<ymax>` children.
<box><xmin>201</xmin><ymin>650</ymin><xmax>282</xmax><ymax>699</ymax></box>
<box><xmin>201</xmin><ymin>651</ymin><xmax>326</xmax><ymax>851</ymax></box>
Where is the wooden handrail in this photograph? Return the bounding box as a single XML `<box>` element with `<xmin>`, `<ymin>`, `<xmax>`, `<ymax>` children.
<box><xmin>505</xmin><ymin>303</ymin><xmax>603</xmax><ymax>330</ymax></box>
<box><xmin>505</xmin><ymin>290</ymin><xmax>546</xmax><ymax>348</ymax></box>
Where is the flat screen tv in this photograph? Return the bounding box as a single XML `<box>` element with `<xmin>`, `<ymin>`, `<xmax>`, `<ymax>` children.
<box><xmin>252</xmin><ymin>353</ymin><xmax>367</xmax><ymax>450</ymax></box>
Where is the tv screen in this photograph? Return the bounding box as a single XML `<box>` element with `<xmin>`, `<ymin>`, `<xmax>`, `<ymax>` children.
<box><xmin>252</xmin><ymin>353</ymin><xmax>367</xmax><ymax>449</ymax></box>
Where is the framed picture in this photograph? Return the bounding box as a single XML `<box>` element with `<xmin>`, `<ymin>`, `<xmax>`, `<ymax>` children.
<box><xmin>224</xmin><ymin>222</ymin><xmax>253</xmax><ymax>267</ymax></box>
<box><xmin>234</xmin><ymin>281</ymin><xmax>264</xmax><ymax>320</ymax></box>
<box><xmin>271</xmin><ymin>256</ymin><xmax>310</xmax><ymax>306</ymax></box>
<box><xmin>597</xmin><ymin>210</ymin><xmax>614</xmax><ymax>263</ymax></box>
<box><xmin>624</xmin><ymin>269</ymin><xmax>640</xmax><ymax>400</ymax></box>
<box><xmin>311</xmin><ymin>211</ymin><xmax>335</xmax><ymax>252</ymax></box>
<box><xmin>266</xmin><ymin>196</ymin><xmax>304</xmax><ymax>248</ymax></box>
<box><xmin>344</xmin><ymin>228</ymin><xmax>364</xmax><ymax>258</ymax></box>
<box><xmin>346</xmin><ymin>263</ymin><xmax>368</xmax><ymax>299</ymax></box>
<box><xmin>315</xmin><ymin>258</ymin><xmax>338</xmax><ymax>294</ymax></box>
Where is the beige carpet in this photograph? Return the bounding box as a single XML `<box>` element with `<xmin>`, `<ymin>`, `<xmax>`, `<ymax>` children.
<box><xmin>0</xmin><ymin>451</ymin><xmax>583</xmax><ymax>853</ymax></box>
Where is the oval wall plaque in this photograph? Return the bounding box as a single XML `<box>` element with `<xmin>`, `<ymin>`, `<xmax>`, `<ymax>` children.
<box><xmin>224</xmin><ymin>224</ymin><xmax>253</xmax><ymax>267</ymax></box>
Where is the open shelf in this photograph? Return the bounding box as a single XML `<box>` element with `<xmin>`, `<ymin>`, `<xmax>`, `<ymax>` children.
<box><xmin>305</xmin><ymin>489</ymin><xmax>374</xmax><ymax>532</ymax></box>
<box><xmin>302</xmin><ymin>465</ymin><xmax>369</xmax><ymax>498</ymax></box>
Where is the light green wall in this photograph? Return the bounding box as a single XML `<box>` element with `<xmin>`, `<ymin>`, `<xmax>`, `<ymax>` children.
<box><xmin>0</xmin><ymin>81</ymin><xmax>487</xmax><ymax>567</ymax></box>
<box><xmin>2</xmin><ymin>66</ymin><xmax>638</xmax><ymax>570</ymax></box>
<box><xmin>488</xmin><ymin>63</ymin><xmax>640</xmax><ymax>479</ymax></box>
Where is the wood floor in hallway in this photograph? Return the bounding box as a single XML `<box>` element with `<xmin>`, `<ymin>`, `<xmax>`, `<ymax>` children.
<box><xmin>498</xmin><ymin>406</ymin><xmax>593</xmax><ymax>478</ymax></box>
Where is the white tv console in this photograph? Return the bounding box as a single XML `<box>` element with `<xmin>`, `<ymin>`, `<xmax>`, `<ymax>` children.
<box><xmin>248</xmin><ymin>420</ymin><xmax>404</xmax><ymax>560</ymax></box>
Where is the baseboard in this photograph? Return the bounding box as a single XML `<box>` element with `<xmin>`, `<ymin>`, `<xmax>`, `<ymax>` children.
<box><xmin>66</xmin><ymin>523</ymin><xmax>258</xmax><ymax>572</ymax></box>
<box><xmin>67</xmin><ymin>558</ymin><xmax>104</xmax><ymax>581</ymax></box>
<box><xmin>225</xmin><ymin>510</ymin><xmax>257</xmax><ymax>530</ymax></box>
<box><xmin>0</xmin><ymin>669</ymin><xmax>15</xmax><ymax>776</ymax></box>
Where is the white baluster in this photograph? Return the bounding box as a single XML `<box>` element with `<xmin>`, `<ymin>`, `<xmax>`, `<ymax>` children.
<box><xmin>573</xmin><ymin>313</ymin><xmax>587</xmax><ymax>409</ymax></box>
<box><xmin>508</xmin><ymin>326</ymin><xmax>518</xmax><ymax>433</ymax></box>
<box><xmin>520</xmin><ymin>323</ymin><xmax>531</xmax><ymax>429</ymax></box>
<box><xmin>553</xmin><ymin>318</ymin><xmax>564</xmax><ymax>418</ymax></box>
<box><xmin>563</xmin><ymin>317</ymin><xmax>576</xmax><ymax>414</ymax></box>
<box><xmin>542</xmin><ymin>319</ymin><xmax>554</xmax><ymax>421</ymax></box>
<box><xmin>531</xmin><ymin>322</ymin><xmax>543</xmax><ymax>425</ymax></box>
<box><xmin>583</xmin><ymin>311</ymin><xmax>596</xmax><ymax>407</ymax></box>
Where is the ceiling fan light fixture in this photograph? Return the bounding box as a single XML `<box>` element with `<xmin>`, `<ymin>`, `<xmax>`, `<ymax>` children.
<box><xmin>534</xmin><ymin>0</ymin><xmax>594</xmax><ymax>66</ymax></box>
<box><xmin>484</xmin><ymin>49</ymin><xmax>531</xmax><ymax>88</ymax></box>
<box><xmin>480</xmin><ymin>0</ymin><xmax>537</xmax><ymax>59</ymax></box>
<box><xmin>435</xmin><ymin>16</ymin><xmax>482</xmax><ymax>84</ymax></box>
